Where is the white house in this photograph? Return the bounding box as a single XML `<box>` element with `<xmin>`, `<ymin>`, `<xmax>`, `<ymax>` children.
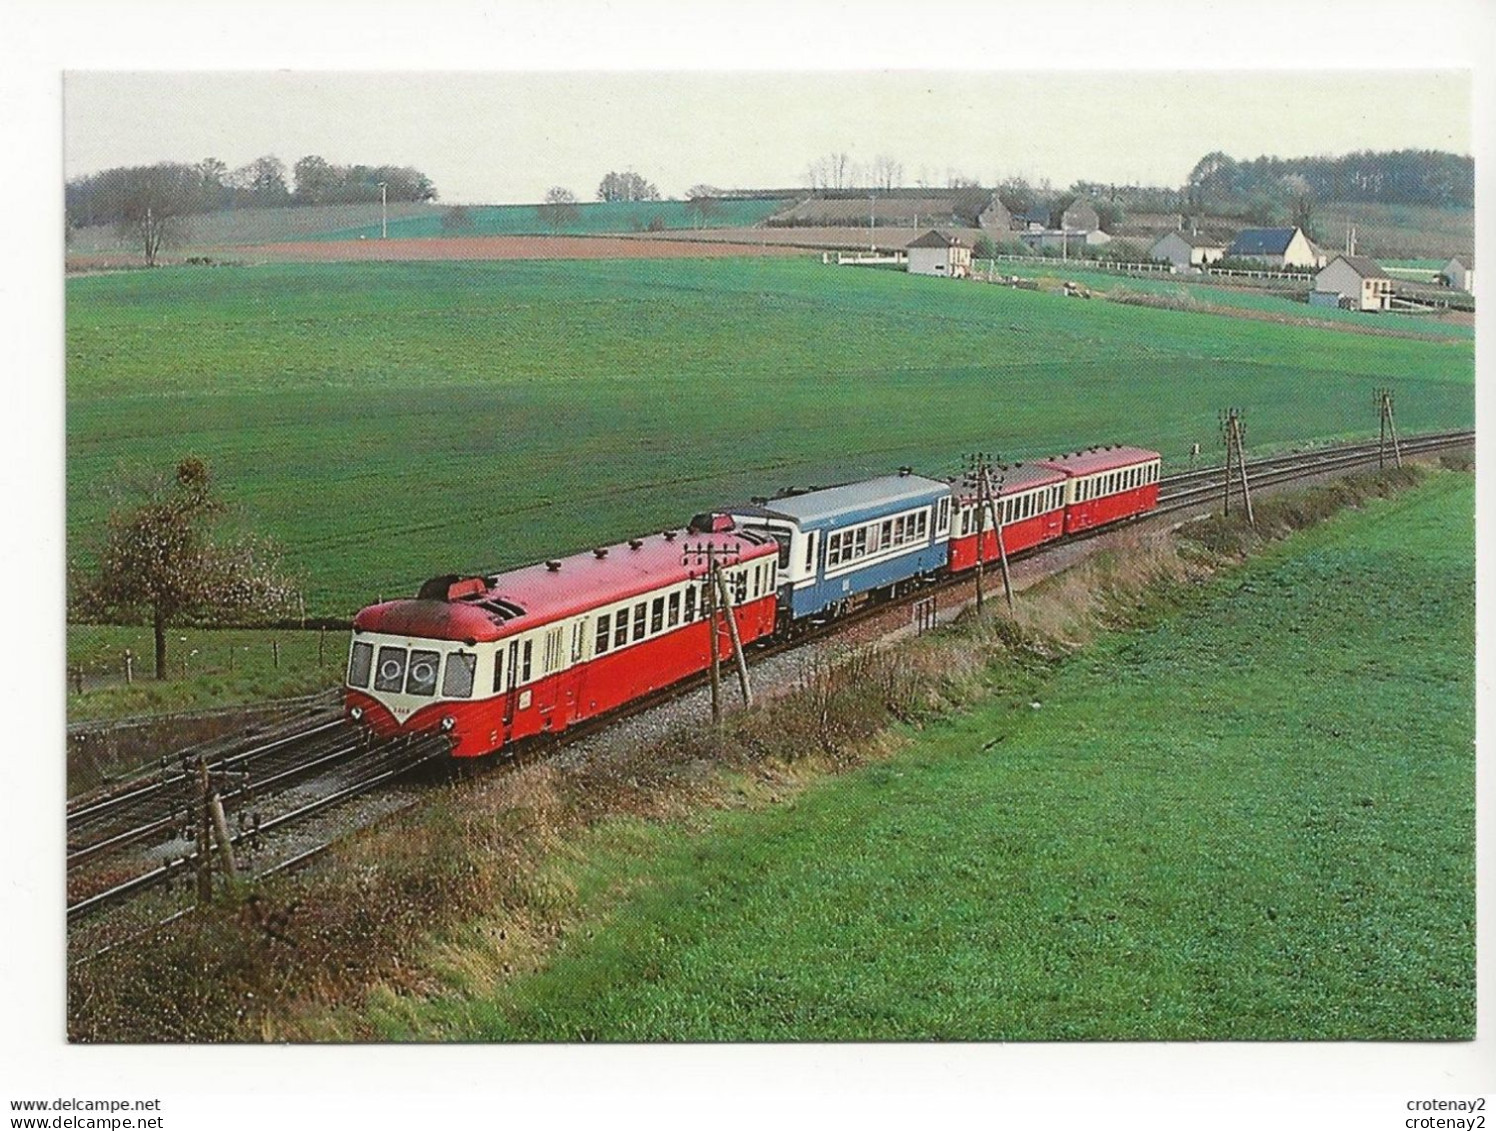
<box><xmin>1312</xmin><ymin>255</ymin><xmax>1393</xmax><ymax>312</ymax></box>
<box><xmin>1149</xmin><ymin>230</ymin><xmax>1228</xmax><ymax>269</ymax></box>
<box><xmin>1440</xmin><ymin>256</ymin><xmax>1475</xmax><ymax>294</ymax></box>
<box><xmin>1226</xmin><ymin>227</ymin><xmax>1321</xmax><ymax>269</ymax></box>
<box><xmin>907</xmin><ymin>229</ymin><xmax>973</xmax><ymax>278</ymax></box>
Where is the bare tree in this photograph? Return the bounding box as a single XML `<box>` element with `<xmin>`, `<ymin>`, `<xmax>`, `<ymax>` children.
<box><xmin>111</xmin><ymin>164</ymin><xmax>197</xmax><ymax>266</ymax></box>
<box><xmin>870</xmin><ymin>155</ymin><xmax>903</xmax><ymax>191</ymax></box>
<box><xmin>685</xmin><ymin>184</ymin><xmax>723</xmax><ymax>228</ymax></box>
<box><xmin>537</xmin><ymin>186</ymin><xmax>581</xmax><ymax>232</ymax></box>
<box><xmin>74</xmin><ymin>458</ymin><xmax>300</xmax><ymax>680</ymax></box>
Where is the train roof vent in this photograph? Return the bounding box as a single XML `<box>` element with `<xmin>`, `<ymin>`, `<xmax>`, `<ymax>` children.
<box><xmin>593</xmin><ymin>547</ymin><xmax>609</xmax><ymax>559</ymax></box>
<box><xmin>662</xmin><ymin>530</ymin><xmax>678</xmax><ymax>541</ymax></box>
<box><xmin>546</xmin><ymin>560</ymin><xmax>562</xmax><ymax>572</ymax></box>
<box><xmin>476</xmin><ymin>598</ymin><xmax>525</xmax><ymax>621</ymax></box>
<box><xmin>628</xmin><ymin>538</ymin><xmax>645</xmax><ymax>550</ymax></box>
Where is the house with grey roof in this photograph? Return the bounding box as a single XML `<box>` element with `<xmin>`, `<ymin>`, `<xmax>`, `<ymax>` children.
<box><xmin>1312</xmin><ymin>255</ymin><xmax>1393</xmax><ymax>311</ymax></box>
<box><xmin>1150</xmin><ymin>229</ymin><xmax>1228</xmax><ymax>269</ymax></box>
<box><xmin>906</xmin><ymin>229</ymin><xmax>973</xmax><ymax>278</ymax></box>
<box><xmin>1440</xmin><ymin>255</ymin><xmax>1475</xmax><ymax>295</ymax></box>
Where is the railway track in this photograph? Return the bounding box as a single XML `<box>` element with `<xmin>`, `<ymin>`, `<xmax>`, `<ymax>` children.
<box><xmin>67</xmin><ymin>428</ymin><xmax>1472</xmax><ymax>942</ymax></box>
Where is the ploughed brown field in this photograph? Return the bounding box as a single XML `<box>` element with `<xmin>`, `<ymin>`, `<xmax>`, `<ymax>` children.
<box><xmin>226</xmin><ymin>234</ymin><xmax>812</xmax><ymax>262</ymax></box>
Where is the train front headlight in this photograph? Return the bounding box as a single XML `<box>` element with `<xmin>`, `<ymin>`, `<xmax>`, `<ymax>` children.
<box><xmin>441</xmin><ymin>716</ymin><xmax>456</xmax><ymax>732</ymax></box>
<box><xmin>350</xmin><ymin>706</ymin><xmax>364</xmax><ymax>722</ymax></box>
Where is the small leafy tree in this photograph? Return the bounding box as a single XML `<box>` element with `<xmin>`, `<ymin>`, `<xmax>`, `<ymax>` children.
<box><xmin>537</xmin><ymin>186</ymin><xmax>580</xmax><ymax>233</ymax></box>
<box><xmin>75</xmin><ymin>458</ymin><xmax>300</xmax><ymax>680</ymax></box>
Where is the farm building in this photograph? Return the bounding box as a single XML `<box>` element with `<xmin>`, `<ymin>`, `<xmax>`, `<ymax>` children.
<box><xmin>1226</xmin><ymin>227</ymin><xmax>1322</xmax><ymax>269</ymax></box>
<box><xmin>1312</xmin><ymin>255</ymin><xmax>1393</xmax><ymax>312</ymax></box>
<box><xmin>1439</xmin><ymin>256</ymin><xmax>1475</xmax><ymax>294</ymax></box>
<box><xmin>1060</xmin><ymin>201</ymin><xmax>1101</xmax><ymax>232</ymax></box>
<box><xmin>1011</xmin><ymin>206</ymin><xmax>1053</xmax><ymax>233</ymax></box>
<box><xmin>1149</xmin><ymin>230</ymin><xmax>1228</xmax><ymax>269</ymax></box>
<box><xmin>977</xmin><ymin>196</ymin><xmax>1013</xmax><ymax>233</ymax></box>
<box><xmin>907</xmin><ymin>230</ymin><xmax>973</xmax><ymax>278</ymax></box>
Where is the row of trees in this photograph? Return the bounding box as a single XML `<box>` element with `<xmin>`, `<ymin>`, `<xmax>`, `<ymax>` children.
<box><xmin>66</xmin><ymin>156</ymin><xmax>438</xmax><ymax>233</ymax></box>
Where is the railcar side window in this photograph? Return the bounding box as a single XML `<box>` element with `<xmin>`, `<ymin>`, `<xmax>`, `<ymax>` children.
<box><xmin>374</xmin><ymin>647</ymin><xmax>406</xmax><ymax>693</ymax></box>
<box><xmin>803</xmin><ymin>533</ymin><xmax>816</xmax><ymax>571</ymax></box>
<box><xmin>633</xmin><ymin>603</ymin><xmax>647</xmax><ymax>640</ymax></box>
<box><xmin>614</xmin><ymin>609</ymin><xmax>628</xmax><ymax>648</ymax></box>
<box><xmin>520</xmin><ymin>639</ymin><xmax>533</xmax><ymax>683</ymax></box>
<box><xmin>405</xmin><ymin>650</ymin><xmax>440</xmax><ymax>697</ymax></box>
<box><xmin>443</xmin><ymin>652</ymin><xmax>476</xmax><ymax>698</ymax></box>
<box><xmin>596</xmin><ymin>615</ymin><xmax>612</xmax><ymax>655</ymax></box>
<box><xmin>348</xmin><ymin>641</ymin><xmax>373</xmax><ymax>688</ymax></box>
<box><xmin>651</xmin><ymin>597</ymin><xmax>665</xmax><ymax>634</ymax></box>
<box><xmin>683</xmin><ymin>585</ymin><xmax>697</xmax><ymax>622</ymax></box>
<box><xmin>492</xmin><ymin>650</ymin><xmax>504</xmax><ymax>693</ymax></box>
<box><xmin>668</xmin><ymin>591</ymin><xmax>681</xmax><ymax>627</ymax></box>
<box><xmin>734</xmin><ymin>570</ymin><xmax>747</xmax><ymax>604</ymax></box>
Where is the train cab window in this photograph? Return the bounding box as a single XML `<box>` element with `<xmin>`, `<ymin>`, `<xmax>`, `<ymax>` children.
<box><xmin>374</xmin><ymin>646</ymin><xmax>407</xmax><ymax>693</ymax></box>
<box><xmin>595</xmin><ymin>615</ymin><xmax>612</xmax><ymax>655</ymax></box>
<box><xmin>614</xmin><ymin>609</ymin><xmax>629</xmax><ymax>648</ymax></box>
<box><xmin>348</xmin><ymin>641</ymin><xmax>373</xmax><ymax>688</ymax></box>
<box><xmin>633</xmin><ymin>603</ymin><xmax>647</xmax><ymax>640</ymax></box>
<box><xmin>776</xmin><ymin>536</ymin><xmax>792</xmax><ymax>571</ymax></box>
<box><xmin>443</xmin><ymin>652</ymin><xmax>476</xmax><ymax>698</ymax></box>
<box><xmin>668</xmin><ymin>591</ymin><xmax>681</xmax><ymax>627</ymax></box>
<box><xmin>734</xmin><ymin>570</ymin><xmax>748</xmax><ymax>604</ymax></box>
<box><xmin>937</xmin><ymin>497</ymin><xmax>951</xmax><ymax>531</ymax></box>
<box><xmin>683</xmin><ymin>585</ymin><xmax>697</xmax><ymax>623</ymax></box>
<box><xmin>405</xmin><ymin>650</ymin><xmax>440</xmax><ymax>697</ymax></box>
<box><xmin>651</xmin><ymin>596</ymin><xmax>665</xmax><ymax>634</ymax></box>
<box><xmin>803</xmin><ymin>532</ymin><xmax>817</xmax><ymax>572</ymax></box>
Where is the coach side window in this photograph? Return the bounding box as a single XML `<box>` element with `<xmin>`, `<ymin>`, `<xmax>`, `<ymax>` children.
<box><xmin>651</xmin><ymin>596</ymin><xmax>665</xmax><ymax>634</ymax></box>
<box><xmin>492</xmin><ymin>649</ymin><xmax>504</xmax><ymax>694</ymax></box>
<box><xmin>633</xmin><ymin>603</ymin><xmax>647</xmax><ymax>641</ymax></box>
<box><xmin>803</xmin><ymin>532</ymin><xmax>817</xmax><ymax>572</ymax></box>
<box><xmin>595</xmin><ymin>615</ymin><xmax>612</xmax><ymax>655</ymax></box>
<box><xmin>668</xmin><ymin>591</ymin><xmax>681</xmax><ymax>627</ymax></box>
<box><xmin>684</xmin><ymin>585</ymin><xmax>697</xmax><ymax>623</ymax></box>
<box><xmin>614</xmin><ymin>608</ymin><xmax>628</xmax><ymax>648</ymax></box>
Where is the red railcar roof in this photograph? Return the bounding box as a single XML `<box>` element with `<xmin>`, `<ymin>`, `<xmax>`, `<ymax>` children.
<box><xmin>952</xmin><ymin>460</ymin><xmax>1067</xmax><ymax>504</ymax></box>
<box><xmin>354</xmin><ymin>527</ymin><xmax>778</xmax><ymax>642</ymax></box>
<box><xmin>1038</xmin><ymin>445</ymin><xmax>1161</xmax><ymax>476</ymax></box>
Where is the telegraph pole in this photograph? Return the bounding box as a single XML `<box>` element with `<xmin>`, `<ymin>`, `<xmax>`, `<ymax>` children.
<box><xmin>1375</xmin><ymin>387</ymin><xmax>1403</xmax><ymax>468</ymax></box>
<box><xmin>981</xmin><ymin>464</ymin><xmax>1016</xmax><ymax>612</ymax></box>
<box><xmin>712</xmin><ymin>564</ymin><xmax>754</xmax><ymax>709</ymax></box>
<box><xmin>684</xmin><ymin>541</ymin><xmax>753</xmax><ymax>728</ymax></box>
<box><xmin>964</xmin><ymin>452</ymin><xmax>991</xmax><ymax>613</ymax></box>
<box><xmin>1219</xmin><ymin>407</ymin><xmax>1255</xmax><ymax>525</ymax></box>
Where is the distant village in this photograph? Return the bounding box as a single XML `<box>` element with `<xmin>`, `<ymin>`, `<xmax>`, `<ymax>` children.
<box><xmin>781</xmin><ymin>188</ymin><xmax>1474</xmax><ymax>314</ymax></box>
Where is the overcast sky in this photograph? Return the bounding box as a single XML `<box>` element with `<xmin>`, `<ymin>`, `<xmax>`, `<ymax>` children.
<box><xmin>64</xmin><ymin>70</ymin><xmax>1471</xmax><ymax>205</ymax></box>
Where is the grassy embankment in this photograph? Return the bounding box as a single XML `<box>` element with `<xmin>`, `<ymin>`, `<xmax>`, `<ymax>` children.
<box><xmin>68</xmin><ymin>468</ymin><xmax>1474</xmax><ymax>1041</ymax></box>
<box><xmin>66</xmin><ymin>257</ymin><xmax>1473</xmax><ymax>621</ymax></box>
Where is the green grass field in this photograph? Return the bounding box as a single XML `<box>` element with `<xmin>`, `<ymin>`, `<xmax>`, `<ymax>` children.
<box><xmin>312</xmin><ymin>199</ymin><xmax>791</xmax><ymax>241</ymax></box>
<box><xmin>383</xmin><ymin>473</ymin><xmax>1473</xmax><ymax>1041</ymax></box>
<box><xmin>66</xmin><ymin>625</ymin><xmax>344</xmax><ymax>722</ymax></box>
<box><xmin>985</xmin><ymin>261</ymin><xmax>1471</xmax><ymax>338</ymax></box>
<box><xmin>66</xmin><ymin>258</ymin><xmax>1473</xmax><ymax>617</ymax></box>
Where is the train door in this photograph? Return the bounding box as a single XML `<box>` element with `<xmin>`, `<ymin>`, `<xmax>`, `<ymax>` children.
<box><xmin>502</xmin><ymin>639</ymin><xmax>521</xmax><ymax>731</ymax></box>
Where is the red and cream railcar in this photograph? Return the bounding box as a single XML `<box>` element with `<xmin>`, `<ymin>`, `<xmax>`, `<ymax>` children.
<box><xmin>947</xmin><ymin>462</ymin><xmax>1068</xmax><ymax>573</ymax></box>
<box><xmin>1039</xmin><ymin>445</ymin><xmax>1162</xmax><ymax>534</ymax></box>
<box><xmin>345</xmin><ymin>524</ymin><xmax>780</xmax><ymax>757</ymax></box>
